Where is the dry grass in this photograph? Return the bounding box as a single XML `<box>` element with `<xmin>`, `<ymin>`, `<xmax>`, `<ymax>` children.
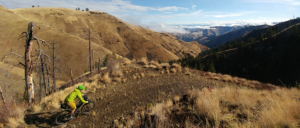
<box><xmin>112</xmin><ymin>77</ymin><xmax>121</xmax><ymax>82</ymax></box>
<box><xmin>148</xmin><ymin>65</ymin><xmax>157</xmax><ymax>69</ymax></box>
<box><xmin>140</xmin><ymin>73</ymin><xmax>145</xmax><ymax>78</ymax></box>
<box><xmin>123</xmin><ymin>60</ymin><xmax>131</xmax><ymax>66</ymax></box>
<box><xmin>150</xmin><ymin>61</ymin><xmax>162</xmax><ymax>70</ymax></box>
<box><xmin>160</xmin><ymin>63</ymin><xmax>170</xmax><ymax>69</ymax></box>
<box><xmin>0</xmin><ymin>98</ymin><xmax>26</xmax><ymax>128</ymax></box>
<box><xmin>138</xmin><ymin>57</ymin><xmax>148</xmax><ymax>65</ymax></box>
<box><xmin>121</xmin><ymin>85</ymin><xmax>300</xmax><ymax>128</ymax></box>
<box><xmin>170</xmin><ymin>68</ymin><xmax>176</xmax><ymax>73</ymax></box>
<box><xmin>107</xmin><ymin>59</ymin><xmax>123</xmax><ymax>77</ymax></box>
<box><xmin>100</xmin><ymin>72</ymin><xmax>112</xmax><ymax>84</ymax></box>
<box><xmin>121</xmin><ymin>78</ymin><xmax>127</xmax><ymax>83</ymax></box>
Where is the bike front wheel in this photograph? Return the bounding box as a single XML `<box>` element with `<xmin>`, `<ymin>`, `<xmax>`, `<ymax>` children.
<box><xmin>81</xmin><ymin>101</ymin><xmax>95</xmax><ymax>114</ymax></box>
<box><xmin>55</xmin><ymin>110</ymin><xmax>71</xmax><ymax>125</ymax></box>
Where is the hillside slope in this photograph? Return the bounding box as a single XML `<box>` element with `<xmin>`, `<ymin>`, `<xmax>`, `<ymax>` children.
<box><xmin>0</xmin><ymin>6</ymin><xmax>208</xmax><ymax>82</ymax></box>
<box><xmin>204</xmin><ymin>25</ymin><xmax>270</xmax><ymax>48</ymax></box>
<box><xmin>194</xmin><ymin>23</ymin><xmax>300</xmax><ymax>86</ymax></box>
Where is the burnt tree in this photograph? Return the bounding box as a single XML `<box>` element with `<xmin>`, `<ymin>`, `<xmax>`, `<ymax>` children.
<box><xmin>52</xmin><ymin>42</ymin><xmax>56</xmax><ymax>92</ymax></box>
<box><xmin>89</xmin><ymin>29</ymin><xmax>92</xmax><ymax>74</ymax></box>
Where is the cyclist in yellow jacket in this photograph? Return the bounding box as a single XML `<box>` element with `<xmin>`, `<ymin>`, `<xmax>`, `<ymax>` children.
<box><xmin>65</xmin><ymin>85</ymin><xmax>88</xmax><ymax>120</ymax></box>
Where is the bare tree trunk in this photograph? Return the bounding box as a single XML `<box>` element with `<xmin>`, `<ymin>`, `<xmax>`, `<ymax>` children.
<box><xmin>70</xmin><ymin>69</ymin><xmax>73</xmax><ymax>86</ymax></box>
<box><xmin>89</xmin><ymin>28</ymin><xmax>92</xmax><ymax>74</ymax></box>
<box><xmin>0</xmin><ymin>86</ymin><xmax>7</xmax><ymax>110</ymax></box>
<box><xmin>39</xmin><ymin>69</ymin><xmax>42</xmax><ymax>101</ymax></box>
<box><xmin>45</xmin><ymin>63</ymin><xmax>50</xmax><ymax>94</ymax></box>
<box><xmin>41</xmin><ymin>56</ymin><xmax>47</xmax><ymax>96</ymax></box>
<box><xmin>25</xmin><ymin>22</ymin><xmax>34</xmax><ymax>105</ymax></box>
<box><xmin>52</xmin><ymin>41</ymin><xmax>56</xmax><ymax>92</ymax></box>
<box><xmin>98</xmin><ymin>57</ymin><xmax>100</xmax><ymax>71</ymax></box>
<box><xmin>92</xmin><ymin>50</ymin><xmax>94</xmax><ymax>71</ymax></box>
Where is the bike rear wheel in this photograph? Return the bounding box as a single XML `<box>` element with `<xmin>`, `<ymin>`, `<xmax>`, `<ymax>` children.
<box><xmin>55</xmin><ymin>110</ymin><xmax>71</xmax><ymax>125</ymax></box>
<box><xmin>81</xmin><ymin>101</ymin><xmax>95</xmax><ymax>114</ymax></box>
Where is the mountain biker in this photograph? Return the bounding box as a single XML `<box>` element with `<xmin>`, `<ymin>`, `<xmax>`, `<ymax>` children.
<box><xmin>65</xmin><ymin>85</ymin><xmax>88</xmax><ymax>120</ymax></box>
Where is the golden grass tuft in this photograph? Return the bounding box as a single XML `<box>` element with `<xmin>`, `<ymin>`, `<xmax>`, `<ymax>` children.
<box><xmin>170</xmin><ymin>68</ymin><xmax>176</xmax><ymax>73</ymax></box>
<box><xmin>123</xmin><ymin>84</ymin><xmax>300</xmax><ymax>127</ymax></box>
<box><xmin>32</xmin><ymin>105</ymin><xmax>43</xmax><ymax>113</ymax></box>
<box><xmin>150</xmin><ymin>61</ymin><xmax>162</xmax><ymax>70</ymax></box>
<box><xmin>89</xmin><ymin>88</ymin><xmax>97</xmax><ymax>93</ymax></box>
<box><xmin>166</xmin><ymin>69</ymin><xmax>170</xmax><ymax>74</ymax></box>
<box><xmin>173</xmin><ymin>96</ymin><xmax>180</xmax><ymax>103</ymax></box>
<box><xmin>123</xmin><ymin>60</ymin><xmax>131</xmax><ymax>65</ymax></box>
<box><xmin>160</xmin><ymin>63</ymin><xmax>170</xmax><ymax>69</ymax></box>
<box><xmin>138</xmin><ymin>57</ymin><xmax>148</xmax><ymax>65</ymax></box>
<box><xmin>140</xmin><ymin>73</ymin><xmax>145</xmax><ymax>78</ymax></box>
<box><xmin>183</xmin><ymin>67</ymin><xmax>190</xmax><ymax>73</ymax></box>
<box><xmin>143</xmin><ymin>65</ymin><xmax>149</xmax><ymax>68</ymax></box>
<box><xmin>100</xmin><ymin>72</ymin><xmax>112</xmax><ymax>84</ymax></box>
<box><xmin>175</xmin><ymin>65</ymin><xmax>182</xmax><ymax>73</ymax></box>
<box><xmin>121</xmin><ymin>78</ymin><xmax>127</xmax><ymax>83</ymax></box>
<box><xmin>150</xmin><ymin>73</ymin><xmax>157</xmax><ymax>78</ymax></box>
<box><xmin>112</xmin><ymin>77</ymin><xmax>122</xmax><ymax>82</ymax></box>
<box><xmin>132</xmin><ymin>75</ymin><xmax>137</xmax><ymax>80</ymax></box>
<box><xmin>148</xmin><ymin>65</ymin><xmax>157</xmax><ymax>69</ymax></box>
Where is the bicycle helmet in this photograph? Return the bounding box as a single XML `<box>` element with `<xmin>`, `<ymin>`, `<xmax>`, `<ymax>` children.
<box><xmin>78</xmin><ymin>85</ymin><xmax>85</xmax><ymax>90</ymax></box>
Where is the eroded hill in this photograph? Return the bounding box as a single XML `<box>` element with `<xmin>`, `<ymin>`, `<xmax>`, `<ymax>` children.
<box><xmin>0</xmin><ymin>5</ymin><xmax>208</xmax><ymax>83</ymax></box>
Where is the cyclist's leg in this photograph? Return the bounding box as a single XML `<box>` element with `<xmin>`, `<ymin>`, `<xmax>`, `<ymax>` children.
<box><xmin>65</xmin><ymin>101</ymin><xmax>76</xmax><ymax>119</ymax></box>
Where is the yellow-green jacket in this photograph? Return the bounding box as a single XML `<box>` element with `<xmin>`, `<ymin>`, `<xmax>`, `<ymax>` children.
<box><xmin>65</xmin><ymin>88</ymin><xmax>87</xmax><ymax>103</ymax></box>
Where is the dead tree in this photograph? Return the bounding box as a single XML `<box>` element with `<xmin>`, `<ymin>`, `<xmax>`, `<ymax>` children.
<box><xmin>41</xmin><ymin>54</ymin><xmax>51</xmax><ymax>95</ymax></box>
<box><xmin>89</xmin><ymin>29</ymin><xmax>92</xmax><ymax>74</ymax></box>
<box><xmin>45</xmin><ymin>60</ymin><xmax>50</xmax><ymax>94</ymax></box>
<box><xmin>40</xmin><ymin>56</ymin><xmax>47</xmax><ymax>95</ymax></box>
<box><xmin>0</xmin><ymin>85</ymin><xmax>7</xmax><ymax>111</ymax></box>
<box><xmin>52</xmin><ymin>42</ymin><xmax>56</xmax><ymax>92</ymax></box>
<box><xmin>92</xmin><ymin>50</ymin><xmax>95</xmax><ymax>71</ymax></box>
<box><xmin>70</xmin><ymin>69</ymin><xmax>73</xmax><ymax>86</ymax></box>
<box><xmin>98</xmin><ymin>57</ymin><xmax>100</xmax><ymax>71</ymax></box>
<box><xmin>24</xmin><ymin>22</ymin><xmax>35</xmax><ymax>105</ymax></box>
<box><xmin>22</xmin><ymin>22</ymin><xmax>50</xmax><ymax>105</ymax></box>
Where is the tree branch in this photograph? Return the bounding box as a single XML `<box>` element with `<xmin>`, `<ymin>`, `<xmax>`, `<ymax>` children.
<box><xmin>32</xmin><ymin>38</ymin><xmax>41</xmax><ymax>63</ymax></box>
<box><xmin>2</xmin><ymin>52</ymin><xmax>24</xmax><ymax>61</ymax></box>
<box><xmin>42</xmin><ymin>53</ymin><xmax>51</xmax><ymax>63</ymax></box>
<box><xmin>33</xmin><ymin>36</ymin><xmax>51</xmax><ymax>48</ymax></box>
<box><xmin>19</xmin><ymin>62</ymin><xmax>25</xmax><ymax>67</ymax></box>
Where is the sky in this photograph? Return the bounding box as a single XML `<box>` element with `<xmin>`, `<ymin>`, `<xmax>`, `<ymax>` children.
<box><xmin>0</xmin><ymin>0</ymin><xmax>299</xmax><ymax>33</ymax></box>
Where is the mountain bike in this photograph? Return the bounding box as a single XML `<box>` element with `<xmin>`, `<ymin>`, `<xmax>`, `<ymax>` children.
<box><xmin>55</xmin><ymin>95</ymin><xmax>95</xmax><ymax>125</ymax></box>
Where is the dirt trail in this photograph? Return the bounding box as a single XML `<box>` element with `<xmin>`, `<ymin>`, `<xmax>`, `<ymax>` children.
<box><xmin>24</xmin><ymin>68</ymin><xmax>224</xmax><ymax>128</ymax></box>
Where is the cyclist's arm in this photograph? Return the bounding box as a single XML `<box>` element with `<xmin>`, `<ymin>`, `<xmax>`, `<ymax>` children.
<box><xmin>77</xmin><ymin>93</ymin><xmax>87</xmax><ymax>103</ymax></box>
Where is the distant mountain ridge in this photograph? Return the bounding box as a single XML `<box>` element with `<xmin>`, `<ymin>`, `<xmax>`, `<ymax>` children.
<box><xmin>171</xmin><ymin>25</ymin><xmax>257</xmax><ymax>46</ymax></box>
<box><xmin>204</xmin><ymin>25</ymin><xmax>270</xmax><ymax>48</ymax></box>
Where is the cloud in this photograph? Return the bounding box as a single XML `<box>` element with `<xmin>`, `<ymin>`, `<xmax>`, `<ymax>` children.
<box><xmin>115</xmin><ymin>14</ymin><xmax>188</xmax><ymax>33</ymax></box>
<box><xmin>212</xmin><ymin>13</ymin><xmax>243</xmax><ymax>18</ymax></box>
<box><xmin>142</xmin><ymin>22</ymin><xmax>189</xmax><ymax>33</ymax></box>
<box><xmin>247</xmin><ymin>0</ymin><xmax>300</xmax><ymax>5</ymax></box>
<box><xmin>170</xmin><ymin>19</ymin><xmax>289</xmax><ymax>29</ymax></box>
<box><xmin>192</xmin><ymin>5</ymin><xmax>197</xmax><ymax>11</ymax></box>
<box><xmin>151</xmin><ymin>6</ymin><xmax>188</xmax><ymax>11</ymax></box>
<box><xmin>0</xmin><ymin>0</ymin><xmax>187</xmax><ymax>12</ymax></box>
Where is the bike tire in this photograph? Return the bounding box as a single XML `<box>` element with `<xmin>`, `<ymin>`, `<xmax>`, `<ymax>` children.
<box><xmin>55</xmin><ymin>110</ymin><xmax>71</xmax><ymax>125</ymax></box>
<box><xmin>81</xmin><ymin>101</ymin><xmax>95</xmax><ymax>114</ymax></box>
